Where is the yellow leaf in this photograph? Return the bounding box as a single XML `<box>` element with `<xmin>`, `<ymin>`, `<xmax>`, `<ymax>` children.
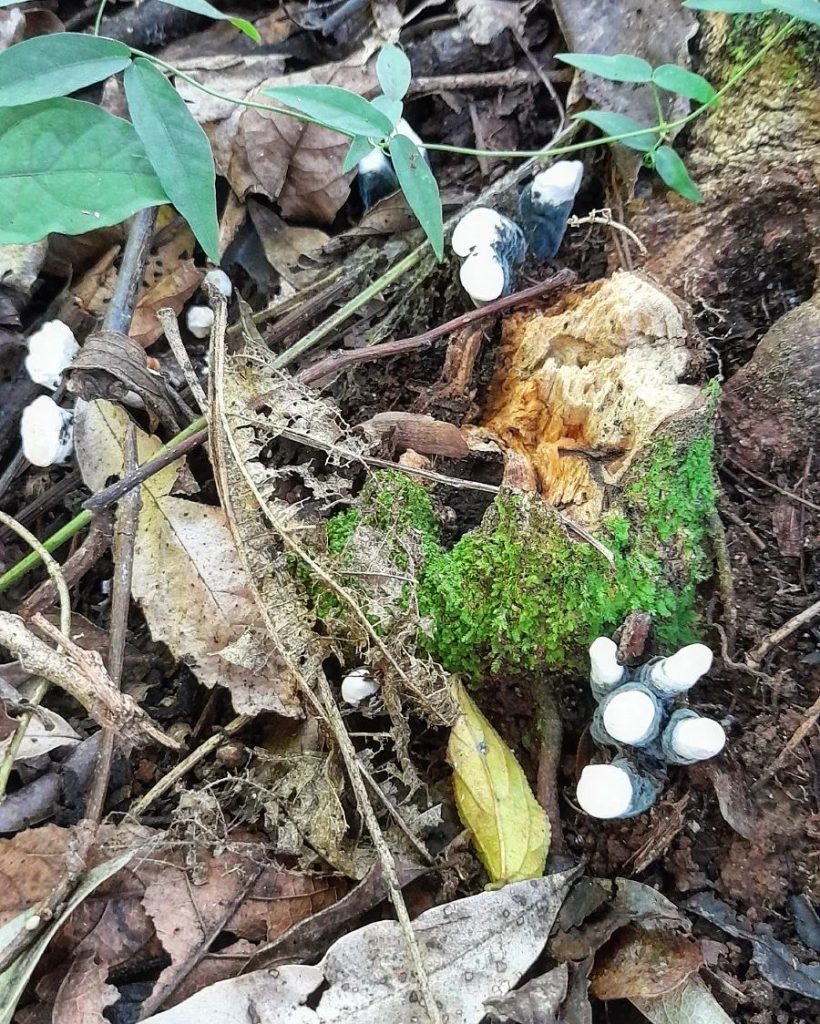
<box><xmin>447</xmin><ymin>681</ymin><xmax>549</xmax><ymax>885</ymax></box>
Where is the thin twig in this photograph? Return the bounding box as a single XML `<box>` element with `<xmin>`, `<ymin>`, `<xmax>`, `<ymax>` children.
<box><xmin>747</xmin><ymin>597</ymin><xmax>820</xmax><ymax>668</ymax></box>
<box><xmin>513</xmin><ymin>28</ymin><xmax>566</xmax><ymax>137</ymax></box>
<box><xmin>407</xmin><ymin>67</ymin><xmax>564</xmax><ymax>96</ymax></box>
<box><xmin>158</xmin><ymin>307</ymin><xmax>208</xmax><ymax>414</ymax></box>
<box><xmin>567</xmin><ymin>208</ymin><xmax>647</xmax><ymax>255</ymax></box>
<box><xmin>299</xmin><ymin>271</ymin><xmax>576</xmax><ymax>386</ymax></box>
<box><xmin>0</xmin><ymin>511</ymin><xmax>71</xmax><ymax>799</ymax></box>
<box><xmin>86</xmin><ymin>423</ymin><xmax>141</xmax><ymax>825</ymax></box>
<box><xmin>725</xmin><ymin>455</ymin><xmax>820</xmax><ymax>514</ymax></box>
<box><xmin>104</xmin><ymin>207</ymin><xmax>157</xmax><ymax>334</ymax></box>
<box><xmin>755</xmin><ymin>690</ymin><xmax>820</xmax><ymax>788</ymax></box>
<box><xmin>130</xmin><ymin>715</ymin><xmax>251</xmax><ymax>818</ymax></box>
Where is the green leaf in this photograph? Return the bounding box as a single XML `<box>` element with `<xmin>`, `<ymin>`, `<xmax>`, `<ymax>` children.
<box><xmin>0</xmin><ymin>850</ymin><xmax>134</xmax><ymax>1024</ymax></box>
<box><xmin>371</xmin><ymin>94</ymin><xmax>403</xmax><ymax>129</ymax></box>
<box><xmin>762</xmin><ymin>0</ymin><xmax>820</xmax><ymax>25</ymax></box>
<box><xmin>343</xmin><ymin>135</ymin><xmax>378</xmax><ymax>173</ymax></box>
<box><xmin>0</xmin><ymin>33</ymin><xmax>131</xmax><ymax>107</ymax></box>
<box><xmin>574</xmin><ymin>110</ymin><xmax>658</xmax><ymax>151</ymax></box>
<box><xmin>158</xmin><ymin>0</ymin><xmax>261</xmax><ymax>41</ymax></box>
<box><xmin>261</xmin><ymin>83</ymin><xmax>393</xmax><ymax>138</ymax></box>
<box><xmin>376</xmin><ymin>44</ymin><xmax>412</xmax><ymax>100</ymax></box>
<box><xmin>653</xmin><ymin>146</ymin><xmax>704</xmax><ymax>202</ymax></box>
<box><xmin>556</xmin><ymin>52</ymin><xmax>653</xmax><ymax>83</ymax></box>
<box><xmin>652</xmin><ymin>64</ymin><xmax>717</xmax><ymax>103</ymax></box>
<box><xmin>683</xmin><ymin>0</ymin><xmax>767</xmax><ymax>10</ymax></box>
<box><xmin>389</xmin><ymin>133</ymin><xmax>443</xmax><ymax>260</ymax></box>
<box><xmin>448</xmin><ymin>681</ymin><xmax>549</xmax><ymax>886</ymax></box>
<box><xmin>124</xmin><ymin>59</ymin><xmax>218</xmax><ymax>262</ymax></box>
<box><xmin>0</xmin><ymin>98</ymin><xmax>167</xmax><ymax>244</ymax></box>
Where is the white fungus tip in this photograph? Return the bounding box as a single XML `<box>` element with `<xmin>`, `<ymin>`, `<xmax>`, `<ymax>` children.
<box><xmin>602</xmin><ymin>689</ymin><xmax>658</xmax><ymax>745</ymax></box>
<box><xmin>589</xmin><ymin>637</ymin><xmax>624</xmax><ymax>687</ymax></box>
<box><xmin>459</xmin><ymin>251</ymin><xmax>506</xmax><ymax>304</ymax></box>
<box><xmin>358</xmin><ymin>146</ymin><xmax>390</xmax><ymax>175</ymax></box>
<box><xmin>531</xmin><ymin>160</ymin><xmax>584</xmax><ymax>205</ymax></box>
<box><xmin>396</xmin><ymin>118</ymin><xmax>425</xmax><ymax>152</ymax></box>
<box><xmin>671</xmin><ymin>717</ymin><xmax>726</xmax><ymax>761</ymax></box>
<box><xmin>21</xmin><ymin>396</ymin><xmax>74</xmax><ymax>467</ymax></box>
<box><xmin>577</xmin><ymin>763</ymin><xmax>634</xmax><ymax>819</ymax></box>
<box><xmin>341</xmin><ymin>668</ymin><xmax>379</xmax><ymax>705</ymax></box>
<box><xmin>653</xmin><ymin>643</ymin><xmax>713</xmax><ymax>692</ymax></box>
<box><xmin>203</xmin><ymin>268</ymin><xmax>233</xmax><ymax>299</ymax></box>
<box><xmin>24</xmin><ymin>320</ymin><xmax>79</xmax><ymax>390</ymax></box>
<box><xmin>451</xmin><ymin>207</ymin><xmax>506</xmax><ymax>257</ymax></box>
<box><xmin>186</xmin><ymin>305</ymin><xmax>215</xmax><ymax>339</ymax></box>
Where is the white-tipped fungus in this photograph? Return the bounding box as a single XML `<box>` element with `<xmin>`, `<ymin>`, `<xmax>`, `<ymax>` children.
<box><xmin>576</xmin><ymin>763</ymin><xmax>635</xmax><ymax>819</ymax></box>
<box><xmin>650</xmin><ymin>643</ymin><xmax>713</xmax><ymax>695</ymax></box>
<box><xmin>203</xmin><ymin>268</ymin><xmax>233</xmax><ymax>299</ymax></box>
<box><xmin>24</xmin><ymin>320</ymin><xmax>79</xmax><ymax>390</ymax></box>
<box><xmin>451</xmin><ymin>207</ymin><xmax>509</xmax><ymax>258</ymax></box>
<box><xmin>589</xmin><ymin>636</ymin><xmax>625</xmax><ymax>696</ymax></box>
<box><xmin>458</xmin><ymin>251</ymin><xmax>507</xmax><ymax>305</ymax></box>
<box><xmin>186</xmin><ymin>305</ymin><xmax>215</xmax><ymax>339</ymax></box>
<box><xmin>601</xmin><ymin>688</ymin><xmax>660</xmax><ymax>745</ymax></box>
<box><xmin>530</xmin><ymin>160</ymin><xmax>585</xmax><ymax>205</ymax></box>
<box><xmin>667</xmin><ymin>714</ymin><xmax>726</xmax><ymax>762</ymax></box>
<box><xmin>518</xmin><ymin>159</ymin><xmax>584</xmax><ymax>260</ymax></box>
<box><xmin>21</xmin><ymin>396</ymin><xmax>74</xmax><ymax>467</ymax></box>
<box><xmin>341</xmin><ymin>667</ymin><xmax>379</xmax><ymax>705</ymax></box>
<box><xmin>358</xmin><ymin>119</ymin><xmax>426</xmax><ymax>209</ymax></box>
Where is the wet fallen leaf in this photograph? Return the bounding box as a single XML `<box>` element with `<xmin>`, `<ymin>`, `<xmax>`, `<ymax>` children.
<box><xmin>448</xmin><ymin>681</ymin><xmax>549</xmax><ymax>885</ymax></box>
<box><xmin>688</xmin><ymin>892</ymin><xmax>820</xmax><ymax>1001</ymax></box>
<box><xmin>142</xmin><ymin>869</ymin><xmax>578</xmax><ymax>1024</ymax></box>
<box><xmin>484</xmin><ymin>963</ymin><xmax>570</xmax><ymax>1023</ymax></box>
<box><xmin>0</xmin><ymin>703</ymin><xmax>79</xmax><ymax>761</ymax></box>
<box><xmin>74</xmin><ymin>400</ymin><xmax>301</xmax><ymax>717</ymax></box>
<box><xmin>633</xmin><ymin>976</ymin><xmax>735</xmax><ymax>1024</ymax></box>
<box><xmin>50</xmin><ymin>954</ymin><xmax>118</xmax><ymax>1024</ymax></box>
<box><xmin>590</xmin><ymin>925</ymin><xmax>704</xmax><ymax>1000</ymax></box>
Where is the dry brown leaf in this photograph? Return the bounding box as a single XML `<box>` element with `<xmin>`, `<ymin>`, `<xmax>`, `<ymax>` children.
<box><xmin>130</xmin><ymin>260</ymin><xmax>203</xmax><ymax>348</ymax></box>
<box><xmin>228</xmin><ymin>869</ymin><xmax>347</xmax><ymax>943</ymax></box>
<box><xmin>590</xmin><ymin>925</ymin><xmax>704</xmax><ymax>1000</ymax></box>
<box><xmin>0</xmin><ymin>823</ymin><xmax>68</xmax><ymax>927</ymax></box>
<box><xmin>231</xmin><ymin>61</ymin><xmax>376</xmax><ymax>224</ymax></box>
<box><xmin>74</xmin><ymin>400</ymin><xmax>301</xmax><ymax>718</ymax></box>
<box><xmin>50</xmin><ymin>955</ymin><xmax>118</xmax><ymax>1024</ymax></box>
<box><xmin>164</xmin><ymin>938</ymin><xmax>256</xmax><ymax>1009</ymax></box>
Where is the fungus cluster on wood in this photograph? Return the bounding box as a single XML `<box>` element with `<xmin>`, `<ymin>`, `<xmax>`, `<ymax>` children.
<box><xmin>578</xmin><ymin>637</ymin><xmax>726</xmax><ymax>819</ymax></box>
<box><xmin>451</xmin><ymin>160</ymin><xmax>583</xmax><ymax>305</ymax></box>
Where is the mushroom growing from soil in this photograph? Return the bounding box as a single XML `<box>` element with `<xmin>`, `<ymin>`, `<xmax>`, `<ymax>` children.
<box><xmin>588</xmin><ymin>636</ymin><xmax>625</xmax><ymax>700</ymax></box>
<box><xmin>21</xmin><ymin>395</ymin><xmax>74</xmax><ymax>467</ymax></box>
<box><xmin>576</xmin><ymin>759</ymin><xmax>663</xmax><ymax>820</ymax></box>
<box><xmin>451</xmin><ymin>207</ymin><xmax>527</xmax><ymax>305</ymax></box>
<box><xmin>518</xmin><ymin>160</ymin><xmax>584</xmax><ymax>259</ymax></box>
<box><xmin>645</xmin><ymin>643</ymin><xmax>714</xmax><ymax>696</ymax></box>
<box><xmin>593</xmin><ymin>684</ymin><xmax>662</xmax><ymax>748</ymax></box>
<box><xmin>186</xmin><ymin>305</ymin><xmax>215</xmax><ymax>339</ymax></box>
<box><xmin>24</xmin><ymin>320</ymin><xmax>79</xmax><ymax>390</ymax></box>
<box><xmin>662</xmin><ymin>710</ymin><xmax>726</xmax><ymax>764</ymax></box>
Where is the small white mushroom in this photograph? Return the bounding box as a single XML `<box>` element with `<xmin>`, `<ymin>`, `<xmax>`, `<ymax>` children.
<box><xmin>666</xmin><ymin>715</ymin><xmax>726</xmax><ymax>762</ymax></box>
<box><xmin>458</xmin><ymin>250</ymin><xmax>507</xmax><ymax>305</ymax></box>
<box><xmin>341</xmin><ymin>667</ymin><xmax>379</xmax><ymax>705</ymax></box>
<box><xmin>186</xmin><ymin>305</ymin><xmax>215</xmax><ymax>339</ymax></box>
<box><xmin>203</xmin><ymin>268</ymin><xmax>233</xmax><ymax>299</ymax></box>
<box><xmin>24</xmin><ymin>320</ymin><xmax>79</xmax><ymax>390</ymax></box>
<box><xmin>589</xmin><ymin>636</ymin><xmax>625</xmax><ymax>698</ymax></box>
<box><xmin>576</xmin><ymin>763</ymin><xmax>635</xmax><ymax>819</ymax></box>
<box><xmin>529</xmin><ymin>160</ymin><xmax>585</xmax><ymax>205</ymax></box>
<box><xmin>451</xmin><ymin>207</ymin><xmax>509</xmax><ymax>258</ymax></box>
<box><xmin>650</xmin><ymin>643</ymin><xmax>713</xmax><ymax>695</ymax></box>
<box><xmin>21</xmin><ymin>396</ymin><xmax>74</xmax><ymax>467</ymax></box>
<box><xmin>601</xmin><ymin>688</ymin><xmax>660</xmax><ymax>746</ymax></box>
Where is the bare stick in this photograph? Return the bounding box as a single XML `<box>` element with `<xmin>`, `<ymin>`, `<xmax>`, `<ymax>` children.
<box><xmin>129</xmin><ymin>714</ymin><xmax>251</xmax><ymax>818</ymax></box>
<box><xmin>104</xmin><ymin>207</ymin><xmax>157</xmax><ymax>334</ymax></box>
<box><xmin>158</xmin><ymin>307</ymin><xmax>208</xmax><ymax>414</ymax></box>
<box><xmin>725</xmin><ymin>455</ymin><xmax>820</xmax><ymax>514</ymax></box>
<box><xmin>86</xmin><ymin>423</ymin><xmax>141</xmax><ymax>825</ymax></box>
<box><xmin>299</xmin><ymin>271</ymin><xmax>576</xmax><ymax>386</ymax></box>
<box><xmin>0</xmin><ymin>510</ymin><xmax>71</xmax><ymax>798</ymax></box>
<box><xmin>747</xmin><ymin>597</ymin><xmax>820</xmax><ymax>668</ymax></box>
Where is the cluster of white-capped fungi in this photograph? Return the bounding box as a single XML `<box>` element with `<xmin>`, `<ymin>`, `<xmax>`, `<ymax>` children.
<box><xmin>577</xmin><ymin>638</ymin><xmax>725</xmax><ymax>819</ymax></box>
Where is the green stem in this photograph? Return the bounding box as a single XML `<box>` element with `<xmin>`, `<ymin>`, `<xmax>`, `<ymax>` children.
<box><xmin>93</xmin><ymin>0</ymin><xmax>109</xmax><ymax>36</ymax></box>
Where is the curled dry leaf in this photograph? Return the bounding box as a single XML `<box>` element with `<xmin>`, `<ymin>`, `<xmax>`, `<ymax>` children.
<box><xmin>142</xmin><ymin>869</ymin><xmax>579</xmax><ymax>1024</ymax></box>
<box><xmin>633</xmin><ymin>976</ymin><xmax>735</xmax><ymax>1024</ymax></box>
<box><xmin>232</xmin><ymin>60</ymin><xmax>376</xmax><ymax>225</ymax></box>
<box><xmin>74</xmin><ymin>400</ymin><xmax>302</xmax><ymax>717</ymax></box>
<box><xmin>129</xmin><ymin>259</ymin><xmax>203</xmax><ymax>348</ymax></box>
<box><xmin>448</xmin><ymin>681</ymin><xmax>549</xmax><ymax>886</ymax></box>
